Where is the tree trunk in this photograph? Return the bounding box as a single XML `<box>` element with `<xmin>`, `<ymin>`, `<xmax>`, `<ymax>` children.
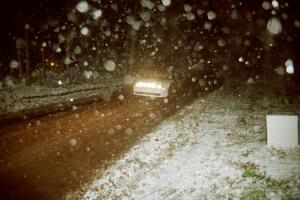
<box><xmin>24</xmin><ymin>31</ymin><xmax>31</xmax><ymax>85</ymax></box>
<box><xmin>40</xmin><ymin>26</ymin><xmax>46</xmax><ymax>79</ymax></box>
<box><xmin>16</xmin><ymin>38</ymin><xmax>24</xmax><ymax>80</ymax></box>
<box><xmin>66</xmin><ymin>31</ymin><xmax>73</xmax><ymax>84</ymax></box>
<box><xmin>41</xmin><ymin>47</ymin><xmax>46</xmax><ymax>78</ymax></box>
<box><xmin>128</xmin><ymin>28</ymin><xmax>137</xmax><ymax>69</ymax></box>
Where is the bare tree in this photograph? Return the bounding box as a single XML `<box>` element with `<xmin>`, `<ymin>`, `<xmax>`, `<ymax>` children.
<box><xmin>24</xmin><ymin>28</ymin><xmax>31</xmax><ymax>84</ymax></box>
<box><xmin>15</xmin><ymin>38</ymin><xmax>25</xmax><ymax>80</ymax></box>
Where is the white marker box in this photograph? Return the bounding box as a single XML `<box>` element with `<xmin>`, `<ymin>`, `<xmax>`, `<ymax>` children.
<box><xmin>266</xmin><ymin>115</ymin><xmax>299</xmax><ymax>148</ymax></box>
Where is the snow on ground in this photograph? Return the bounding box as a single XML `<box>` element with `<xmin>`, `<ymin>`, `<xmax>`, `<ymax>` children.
<box><xmin>0</xmin><ymin>73</ymin><xmax>125</xmax><ymax>116</ymax></box>
<box><xmin>67</xmin><ymin>81</ymin><xmax>300</xmax><ymax>200</ymax></box>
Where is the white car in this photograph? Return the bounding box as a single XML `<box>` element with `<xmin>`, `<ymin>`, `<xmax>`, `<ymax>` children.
<box><xmin>134</xmin><ymin>78</ymin><xmax>172</xmax><ymax>98</ymax></box>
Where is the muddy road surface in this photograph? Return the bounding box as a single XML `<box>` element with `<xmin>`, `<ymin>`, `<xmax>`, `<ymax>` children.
<box><xmin>0</xmin><ymin>91</ymin><xmax>199</xmax><ymax>200</ymax></box>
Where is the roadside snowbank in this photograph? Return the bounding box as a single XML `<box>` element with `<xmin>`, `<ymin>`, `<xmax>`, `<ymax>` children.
<box><xmin>67</xmin><ymin>83</ymin><xmax>300</xmax><ymax>200</ymax></box>
<box><xmin>0</xmin><ymin>73</ymin><xmax>125</xmax><ymax>116</ymax></box>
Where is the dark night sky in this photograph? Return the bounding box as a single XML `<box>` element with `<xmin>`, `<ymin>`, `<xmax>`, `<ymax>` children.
<box><xmin>0</xmin><ymin>0</ymin><xmax>68</xmax><ymax>26</ymax></box>
<box><xmin>0</xmin><ymin>0</ymin><xmax>69</xmax><ymax>57</ymax></box>
<box><xmin>0</xmin><ymin>0</ymin><xmax>300</xmax><ymax>60</ymax></box>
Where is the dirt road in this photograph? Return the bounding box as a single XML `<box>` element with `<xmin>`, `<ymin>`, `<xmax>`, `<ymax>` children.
<box><xmin>0</xmin><ymin>92</ymin><xmax>196</xmax><ymax>200</ymax></box>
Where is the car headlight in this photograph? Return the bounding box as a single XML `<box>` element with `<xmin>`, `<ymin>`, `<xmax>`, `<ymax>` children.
<box><xmin>135</xmin><ymin>82</ymin><xmax>162</xmax><ymax>89</ymax></box>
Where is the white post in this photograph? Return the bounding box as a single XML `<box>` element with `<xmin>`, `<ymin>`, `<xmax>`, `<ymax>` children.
<box><xmin>266</xmin><ymin>115</ymin><xmax>299</xmax><ymax>148</ymax></box>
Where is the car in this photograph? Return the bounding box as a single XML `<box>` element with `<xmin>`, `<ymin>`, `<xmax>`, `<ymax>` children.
<box><xmin>133</xmin><ymin>68</ymin><xmax>173</xmax><ymax>98</ymax></box>
<box><xmin>132</xmin><ymin>65</ymin><xmax>223</xmax><ymax>99</ymax></box>
<box><xmin>134</xmin><ymin>78</ymin><xmax>172</xmax><ymax>98</ymax></box>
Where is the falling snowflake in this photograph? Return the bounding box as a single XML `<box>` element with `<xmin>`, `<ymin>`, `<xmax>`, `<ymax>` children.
<box><xmin>186</xmin><ymin>13</ymin><xmax>196</xmax><ymax>21</ymax></box>
<box><xmin>217</xmin><ymin>39</ymin><xmax>226</xmax><ymax>47</ymax></box>
<box><xmin>204</xmin><ymin>22</ymin><xmax>212</xmax><ymax>30</ymax></box>
<box><xmin>247</xmin><ymin>78</ymin><xmax>255</xmax><ymax>85</ymax></box>
<box><xmin>76</xmin><ymin>1</ymin><xmax>89</xmax><ymax>13</ymax></box>
<box><xmin>124</xmin><ymin>74</ymin><xmax>136</xmax><ymax>85</ymax></box>
<box><xmin>158</xmin><ymin>5</ymin><xmax>166</xmax><ymax>12</ymax></box>
<box><xmin>244</xmin><ymin>39</ymin><xmax>251</xmax><ymax>46</ymax></box>
<box><xmin>140</xmin><ymin>0</ymin><xmax>155</xmax><ymax>10</ymax></box>
<box><xmin>198</xmin><ymin>79</ymin><xmax>207</xmax><ymax>87</ymax></box>
<box><xmin>161</xmin><ymin>0</ymin><xmax>171</xmax><ymax>7</ymax></box>
<box><xmin>149</xmin><ymin>113</ymin><xmax>156</xmax><ymax>119</ymax></box>
<box><xmin>285</xmin><ymin>59</ymin><xmax>294</xmax><ymax>74</ymax></box>
<box><xmin>267</xmin><ymin>17</ymin><xmax>282</xmax><ymax>35</ymax></box>
<box><xmin>271</xmin><ymin>0</ymin><xmax>279</xmax><ymax>9</ymax></box>
<box><xmin>294</xmin><ymin>20</ymin><xmax>300</xmax><ymax>28</ymax></box>
<box><xmin>275</xmin><ymin>66</ymin><xmax>285</xmax><ymax>75</ymax></box>
<box><xmin>9</xmin><ymin>60</ymin><xmax>18</xmax><ymax>69</ymax></box>
<box><xmin>197</xmin><ymin>9</ymin><xmax>205</xmax><ymax>16</ymax></box>
<box><xmin>92</xmin><ymin>9</ymin><xmax>102</xmax><ymax>20</ymax></box>
<box><xmin>55</xmin><ymin>47</ymin><xmax>62</xmax><ymax>53</ymax></box>
<box><xmin>107</xmin><ymin>128</ymin><xmax>115</xmax><ymax>135</ymax></box>
<box><xmin>230</xmin><ymin>9</ymin><xmax>239</xmax><ymax>20</ymax></box>
<box><xmin>194</xmin><ymin>43</ymin><xmax>204</xmax><ymax>51</ymax></box>
<box><xmin>140</xmin><ymin>11</ymin><xmax>151</xmax><ymax>22</ymax></box>
<box><xmin>238</xmin><ymin>57</ymin><xmax>245</xmax><ymax>63</ymax></box>
<box><xmin>132</xmin><ymin>21</ymin><xmax>142</xmax><ymax>30</ymax></box>
<box><xmin>184</xmin><ymin>4</ymin><xmax>192</xmax><ymax>12</ymax></box>
<box><xmin>69</xmin><ymin>138</ymin><xmax>77</xmax><ymax>147</ymax></box>
<box><xmin>125</xmin><ymin>128</ymin><xmax>133</xmax><ymax>135</ymax></box>
<box><xmin>207</xmin><ymin>11</ymin><xmax>216</xmax><ymax>20</ymax></box>
<box><xmin>262</xmin><ymin>1</ymin><xmax>272</xmax><ymax>10</ymax></box>
<box><xmin>116</xmin><ymin>125</ymin><xmax>122</xmax><ymax>130</ymax></box>
<box><xmin>80</xmin><ymin>27</ymin><xmax>89</xmax><ymax>36</ymax></box>
<box><xmin>83</xmin><ymin>70</ymin><xmax>93</xmax><ymax>79</ymax></box>
<box><xmin>24</xmin><ymin>24</ymin><xmax>30</xmax><ymax>30</ymax></box>
<box><xmin>223</xmin><ymin>65</ymin><xmax>230</xmax><ymax>71</ymax></box>
<box><xmin>74</xmin><ymin>46</ymin><xmax>82</xmax><ymax>54</ymax></box>
<box><xmin>104</xmin><ymin>60</ymin><xmax>116</xmax><ymax>72</ymax></box>
<box><xmin>36</xmin><ymin>120</ymin><xmax>41</xmax><ymax>126</ymax></box>
<box><xmin>126</xmin><ymin>16</ymin><xmax>135</xmax><ymax>25</ymax></box>
<box><xmin>42</xmin><ymin>42</ymin><xmax>47</xmax><ymax>47</ymax></box>
<box><xmin>118</xmin><ymin>95</ymin><xmax>125</xmax><ymax>101</ymax></box>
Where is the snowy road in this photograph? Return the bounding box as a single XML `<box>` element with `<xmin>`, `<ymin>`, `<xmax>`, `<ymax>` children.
<box><xmin>67</xmin><ymin>82</ymin><xmax>300</xmax><ymax>200</ymax></box>
<box><xmin>0</xmin><ymin>92</ymin><xmax>196</xmax><ymax>200</ymax></box>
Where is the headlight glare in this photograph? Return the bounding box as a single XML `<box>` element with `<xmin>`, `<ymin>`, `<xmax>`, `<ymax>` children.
<box><xmin>136</xmin><ymin>82</ymin><xmax>162</xmax><ymax>89</ymax></box>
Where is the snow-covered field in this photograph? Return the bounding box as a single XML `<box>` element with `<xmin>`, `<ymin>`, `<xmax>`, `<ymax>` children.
<box><xmin>66</xmin><ymin>82</ymin><xmax>300</xmax><ymax>200</ymax></box>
